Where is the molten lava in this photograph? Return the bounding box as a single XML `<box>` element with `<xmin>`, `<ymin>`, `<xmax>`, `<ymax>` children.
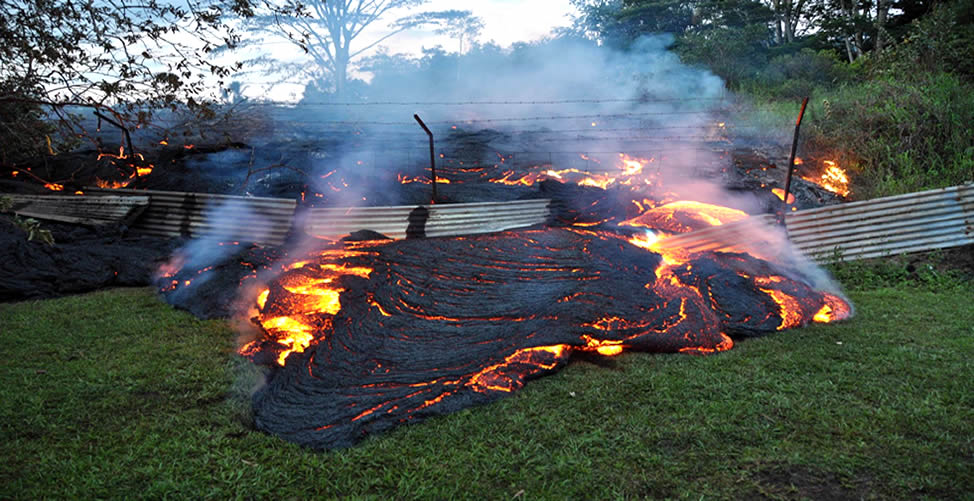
<box><xmin>801</xmin><ymin>159</ymin><xmax>851</xmax><ymax>197</ymax></box>
<box><xmin>478</xmin><ymin>154</ymin><xmax>656</xmax><ymax>191</ymax></box>
<box><xmin>152</xmin><ymin>149</ymin><xmax>856</xmax><ymax>450</ymax></box>
<box><xmin>620</xmin><ymin>200</ymin><xmax>748</xmax><ymax>233</ymax></box>
<box><xmin>241</xmin><ymin>221</ymin><xmax>851</xmax><ymax>449</ymax></box>
<box><xmin>94</xmin><ymin>146</ymin><xmax>154</xmax><ymax>189</ymax></box>
<box><xmin>772</xmin><ymin>188</ymin><xmax>796</xmax><ymax>204</ymax></box>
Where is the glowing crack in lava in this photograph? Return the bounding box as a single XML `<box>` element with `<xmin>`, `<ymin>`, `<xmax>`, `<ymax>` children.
<box><xmin>94</xmin><ymin>146</ymin><xmax>155</xmax><ymax>189</ymax></box>
<box><xmin>242</xmin><ymin>225</ymin><xmax>851</xmax><ymax>450</ymax></box>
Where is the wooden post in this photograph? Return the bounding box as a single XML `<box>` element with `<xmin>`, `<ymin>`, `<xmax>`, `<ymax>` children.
<box><xmin>780</xmin><ymin>97</ymin><xmax>809</xmax><ymax>225</ymax></box>
<box><xmin>413</xmin><ymin>114</ymin><xmax>437</xmax><ymax>204</ymax></box>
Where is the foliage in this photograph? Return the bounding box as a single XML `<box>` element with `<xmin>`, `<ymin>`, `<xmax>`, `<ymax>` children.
<box><xmin>616</xmin><ymin>0</ymin><xmax>696</xmax><ymax>37</ymax></box>
<box><xmin>432</xmin><ymin>10</ymin><xmax>484</xmax><ymax>54</ymax></box>
<box><xmin>0</xmin><ymin>196</ymin><xmax>49</xmax><ymax>244</ymax></box>
<box><xmin>675</xmin><ymin>23</ymin><xmax>772</xmax><ymax>89</ymax></box>
<box><xmin>743</xmin><ymin>48</ymin><xmax>857</xmax><ymax>97</ymax></box>
<box><xmin>865</xmin><ymin>0</ymin><xmax>974</xmax><ymax>80</ymax></box>
<box><xmin>826</xmin><ymin>249</ymin><xmax>972</xmax><ymax>292</ymax></box>
<box><xmin>1</xmin><ymin>282</ymin><xmax>971</xmax><ymax>498</ymax></box>
<box><xmin>566</xmin><ymin>0</ymin><xmax>973</xmax><ymax>199</ymax></box>
<box><xmin>0</xmin><ymin>0</ymin><xmax>254</xmax><ymax>168</ymax></box>
<box><xmin>10</xmin><ymin>216</ymin><xmax>55</xmax><ymax>245</ymax></box>
<box><xmin>801</xmin><ymin>72</ymin><xmax>974</xmax><ymax>198</ymax></box>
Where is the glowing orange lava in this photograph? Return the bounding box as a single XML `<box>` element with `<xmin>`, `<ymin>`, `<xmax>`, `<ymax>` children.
<box><xmin>754</xmin><ymin>276</ymin><xmax>805</xmax><ymax>330</ymax></box>
<box><xmin>245</xmin><ymin>248</ymin><xmax>377</xmax><ymax>365</ymax></box>
<box><xmin>621</xmin><ymin>200</ymin><xmax>748</xmax><ymax>234</ymax></box>
<box><xmin>580</xmin><ymin>334</ymin><xmax>625</xmax><ymax>356</ymax></box>
<box><xmin>94</xmin><ymin>145</ymin><xmax>154</xmax><ymax>188</ymax></box>
<box><xmin>801</xmin><ymin>159</ymin><xmax>851</xmax><ymax>197</ymax></box>
<box><xmin>771</xmin><ymin>188</ymin><xmax>795</xmax><ymax>204</ymax></box>
<box><xmin>260</xmin><ymin>316</ymin><xmax>316</xmax><ymax>365</ymax></box>
<box><xmin>813</xmin><ymin>292</ymin><xmax>854</xmax><ymax>323</ymax></box>
<box><xmin>481</xmin><ymin>153</ymin><xmax>656</xmax><ymax>191</ymax></box>
<box><xmin>469</xmin><ymin>345</ymin><xmax>569</xmax><ymax>393</ymax></box>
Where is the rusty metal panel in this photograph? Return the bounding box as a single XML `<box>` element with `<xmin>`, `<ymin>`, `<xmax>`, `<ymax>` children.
<box><xmin>305</xmin><ymin>199</ymin><xmax>551</xmax><ymax>240</ymax></box>
<box><xmin>5</xmin><ymin>193</ymin><xmax>149</xmax><ymax>226</ymax></box>
<box><xmin>653</xmin><ymin>183</ymin><xmax>974</xmax><ymax>263</ymax></box>
<box><xmin>86</xmin><ymin>188</ymin><xmax>297</xmax><ymax>245</ymax></box>
<box><xmin>786</xmin><ymin>183</ymin><xmax>974</xmax><ymax>261</ymax></box>
<box><xmin>80</xmin><ymin>182</ymin><xmax>973</xmax><ymax>261</ymax></box>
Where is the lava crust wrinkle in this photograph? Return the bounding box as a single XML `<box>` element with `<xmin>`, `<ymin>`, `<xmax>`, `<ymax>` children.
<box><xmin>247</xmin><ymin>228</ymin><xmax>846</xmax><ymax>450</ymax></box>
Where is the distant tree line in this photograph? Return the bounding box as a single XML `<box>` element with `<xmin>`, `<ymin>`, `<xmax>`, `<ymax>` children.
<box><xmin>567</xmin><ymin>0</ymin><xmax>973</xmax><ymax>90</ymax></box>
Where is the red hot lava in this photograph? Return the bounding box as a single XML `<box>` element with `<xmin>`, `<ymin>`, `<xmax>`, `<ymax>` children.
<box><xmin>239</xmin><ymin>188</ymin><xmax>851</xmax><ymax>449</ymax></box>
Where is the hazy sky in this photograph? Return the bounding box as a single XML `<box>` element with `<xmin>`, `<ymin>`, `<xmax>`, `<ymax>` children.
<box><xmin>249</xmin><ymin>1</ymin><xmax>579</xmax><ymax>100</ymax></box>
<box><xmin>379</xmin><ymin>0</ymin><xmax>578</xmax><ymax>55</ymax></box>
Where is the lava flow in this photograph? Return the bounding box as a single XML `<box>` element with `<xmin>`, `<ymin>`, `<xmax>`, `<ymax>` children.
<box><xmin>240</xmin><ymin>210</ymin><xmax>851</xmax><ymax>449</ymax></box>
<box><xmin>146</xmin><ymin>148</ymin><xmax>856</xmax><ymax>450</ymax></box>
<box><xmin>94</xmin><ymin>146</ymin><xmax>154</xmax><ymax>189</ymax></box>
<box><xmin>799</xmin><ymin>158</ymin><xmax>851</xmax><ymax>197</ymax></box>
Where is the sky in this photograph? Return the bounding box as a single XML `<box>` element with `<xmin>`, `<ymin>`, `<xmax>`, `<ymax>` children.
<box><xmin>390</xmin><ymin>0</ymin><xmax>579</xmax><ymax>53</ymax></box>
<box><xmin>245</xmin><ymin>0</ymin><xmax>579</xmax><ymax>100</ymax></box>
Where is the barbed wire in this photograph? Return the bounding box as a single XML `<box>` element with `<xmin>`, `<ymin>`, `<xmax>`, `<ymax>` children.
<box><xmin>247</xmin><ymin>97</ymin><xmax>732</xmax><ymax>106</ymax></box>
<box><xmin>263</xmin><ymin>122</ymin><xmax>781</xmax><ymax>133</ymax></box>
<box><xmin>254</xmin><ymin>110</ymin><xmax>728</xmax><ymax>127</ymax></box>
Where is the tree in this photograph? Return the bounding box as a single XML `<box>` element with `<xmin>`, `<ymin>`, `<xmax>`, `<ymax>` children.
<box><xmin>248</xmin><ymin>0</ymin><xmax>475</xmax><ymax>99</ymax></box>
<box><xmin>432</xmin><ymin>10</ymin><xmax>484</xmax><ymax>54</ymax></box>
<box><xmin>765</xmin><ymin>0</ymin><xmax>816</xmax><ymax>45</ymax></box>
<box><xmin>566</xmin><ymin>0</ymin><xmax>629</xmax><ymax>45</ymax></box>
<box><xmin>675</xmin><ymin>0</ymin><xmax>776</xmax><ymax>87</ymax></box>
<box><xmin>0</xmin><ymin>0</ymin><xmax>254</xmax><ymax>167</ymax></box>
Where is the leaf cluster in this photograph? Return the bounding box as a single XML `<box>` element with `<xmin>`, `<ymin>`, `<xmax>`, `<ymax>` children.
<box><xmin>0</xmin><ymin>0</ymin><xmax>256</xmax><ymax>168</ymax></box>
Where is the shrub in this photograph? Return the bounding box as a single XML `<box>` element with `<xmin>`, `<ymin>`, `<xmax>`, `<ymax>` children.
<box><xmin>747</xmin><ymin>48</ymin><xmax>857</xmax><ymax>98</ymax></box>
<box><xmin>803</xmin><ymin>72</ymin><xmax>974</xmax><ymax>198</ymax></box>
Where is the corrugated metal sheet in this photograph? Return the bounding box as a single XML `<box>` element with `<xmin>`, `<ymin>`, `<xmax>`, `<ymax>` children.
<box><xmin>655</xmin><ymin>183</ymin><xmax>974</xmax><ymax>262</ymax></box>
<box><xmin>86</xmin><ymin>188</ymin><xmax>297</xmax><ymax>245</ymax></box>
<box><xmin>5</xmin><ymin>193</ymin><xmax>149</xmax><ymax>226</ymax></box>
<box><xmin>80</xmin><ymin>183</ymin><xmax>971</xmax><ymax>260</ymax></box>
<box><xmin>786</xmin><ymin>183</ymin><xmax>973</xmax><ymax>261</ymax></box>
<box><xmin>83</xmin><ymin>189</ymin><xmax>550</xmax><ymax>244</ymax></box>
<box><xmin>305</xmin><ymin>199</ymin><xmax>552</xmax><ymax>240</ymax></box>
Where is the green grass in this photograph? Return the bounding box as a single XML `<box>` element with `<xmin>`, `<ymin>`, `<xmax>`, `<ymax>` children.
<box><xmin>739</xmin><ymin>72</ymin><xmax>974</xmax><ymax>201</ymax></box>
<box><xmin>1</xmin><ymin>279</ymin><xmax>972</xmax><ymax>499</ymax></box>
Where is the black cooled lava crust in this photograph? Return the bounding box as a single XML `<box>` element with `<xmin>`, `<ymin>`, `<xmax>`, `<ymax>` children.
<box><xmin>251</xmin><ymin>228</ymin><xmax>834</xmax><ymax>449</ymax></box>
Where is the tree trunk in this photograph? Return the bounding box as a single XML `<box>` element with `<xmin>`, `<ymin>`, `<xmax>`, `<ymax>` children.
<box><xmin>841</xmin><ymin>0</ymin><xmax>860</xmax><ymax>61</ymax></box>
<box><xmin>844</xmin><ymin>38</ymin><xmax>856</xmax><ymax>63</ymax></box>
<box><xmin>875</xmin><ymin>0</ymin><xmax>888</xmax><ymax>53</ymax></box>
<box><xmin>334</xmin><ymin>47</ymin><xmax>349</xmax><ymax>100</ymax></box>
<box><xmin>783</xmin><ymin>0</ymin><xmax>794</xmax><ymax>43</ymax></box>
<box><xmin>772</xmin><ymin>0</ymin><xmax>783</xmax><ymax>44</ymax></box>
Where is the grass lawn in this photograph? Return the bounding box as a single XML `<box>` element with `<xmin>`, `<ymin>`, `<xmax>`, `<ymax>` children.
<box><xmin>1</xmin><ymin>270</ymin><xmax>972</xmax><ymax>499</ymax></box>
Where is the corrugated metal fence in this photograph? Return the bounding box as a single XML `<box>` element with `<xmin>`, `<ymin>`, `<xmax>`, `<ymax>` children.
<box><xmin>304</xmin><ymin>199</ymin><xmax>551</xmax><ymax>240</ymax></box>
<box><xmin>81</xmin><ymin>182</ymin><xmax>973</xmax><ymax>260</ymax></box>
<box><xmin>87</xmin><ymin>188</ymin><xmax>297</xmax><ymax>246</ymax></box>
<box><xmin>655</xmin><ymin>183</ymin><xmax>974</xmax><ymax>262</ymax></box>
<box><xmin>86</xmin><ymin>188</ymin><xmax>552</xmax><ymax>245</ymax></box>
<box><xmin>7</xmin><ymin>193</ymin><xmax>148</xmax><ymax>226</ymax></box>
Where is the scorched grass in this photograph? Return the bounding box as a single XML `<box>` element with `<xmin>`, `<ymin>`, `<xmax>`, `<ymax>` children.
<box><xmin>0</xmin><ymin>280</ymin><xmax>971</xmax><ymax>499</ymax></box>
